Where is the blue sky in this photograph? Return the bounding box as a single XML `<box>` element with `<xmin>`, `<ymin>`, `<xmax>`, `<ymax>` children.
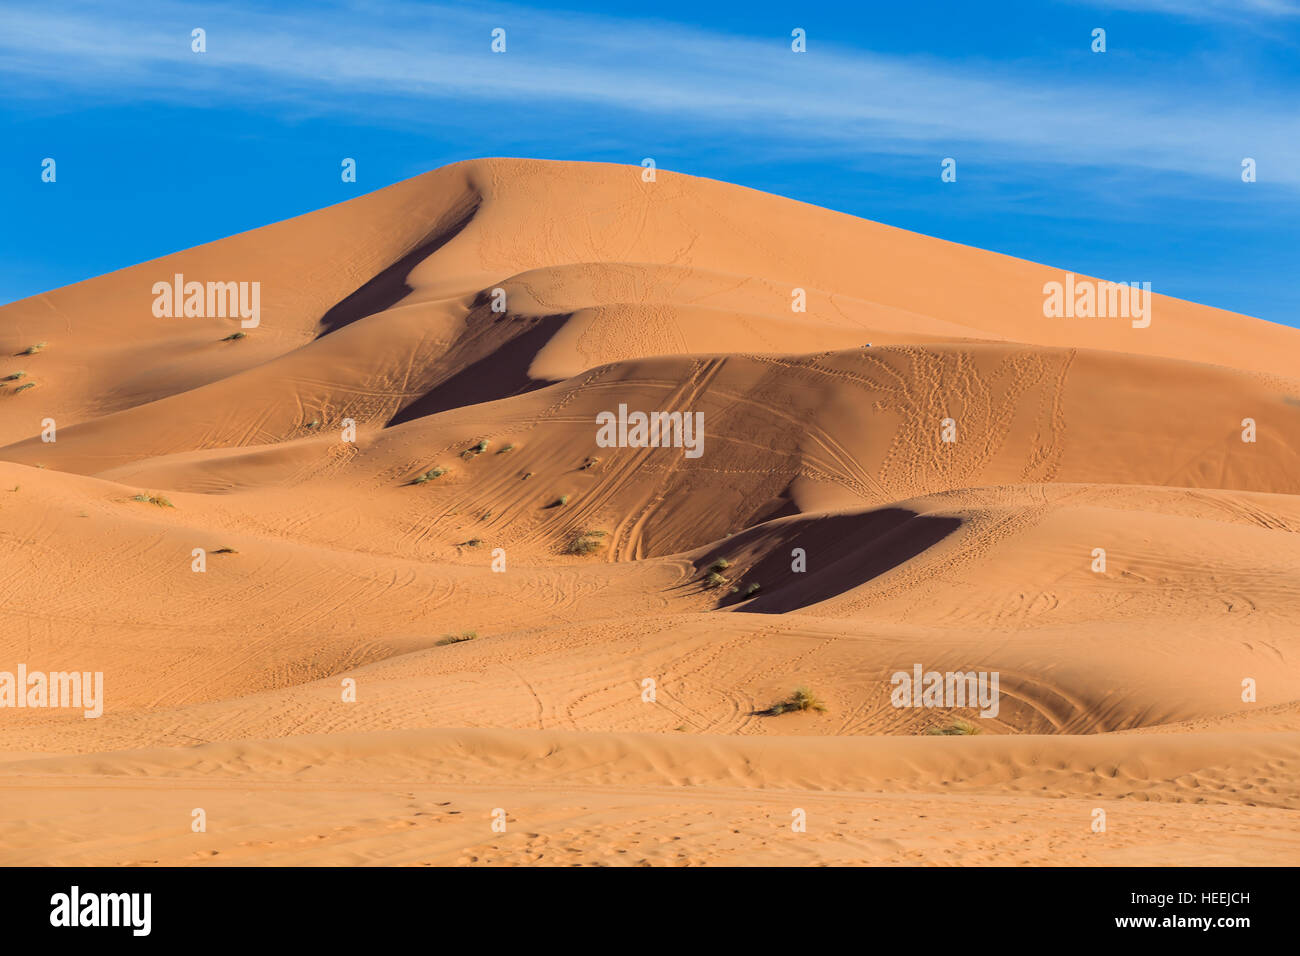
<box><xmin>2</xmin><ymin>0</ymin><xmax>1298</xmax><ymax>325</ymax></box>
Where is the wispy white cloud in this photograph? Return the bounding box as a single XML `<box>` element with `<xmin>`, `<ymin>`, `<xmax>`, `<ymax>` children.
<box><xmin>1072</xmin><ymin>0</ymin><xmax>1300</xmax><ymax>22</ymax></box>
<box><xmin>3</xmin><ymin>0</ymin><xmax>1298</xmax><ymax>186</ymax></box>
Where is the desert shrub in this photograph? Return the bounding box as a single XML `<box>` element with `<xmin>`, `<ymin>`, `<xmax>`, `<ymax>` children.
<box><xmin>130</xmin><ymin>493</ymin><xmax>174</xmax><ymax>508</ymax></box>
<box><xmin>765</xmin><ymin>687</ymin><xmax>827</xmax><ymax>715</ymax></box>
<box><xmin>411</xmin><ymin>467</ymin><xmax>448</xmax><ymax>484</ymax></box>
<box><xmin>564</xmin><ymin>530</ymin><xmax>607</xmax><ymax>555</ymax></box>
<box><xmin>924</xmin><ymin>718</ymin><xmax>982</xmax><ymax>736</ymax></box>
<box><xmin>435</xmin><ymin>631</ymin><xmax>477</xmax><ymax>646</ymax></box>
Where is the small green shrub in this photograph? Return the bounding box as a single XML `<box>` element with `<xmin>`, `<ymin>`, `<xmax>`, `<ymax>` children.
<box><xmin>924</xmin><ymin>718</ymin><xmax>982</xmax><ymax>736</ymax></box>
<box><xmin>130</xmin><ymin>493</ymin><xmax>174</xmax><ymax>508</ymax></box>
<box><xmin>765</xmin><ymin>687</ymin><xmax>827</xmax><ymax>716</ymax></box>
<box><xmin>564</xmin><ymin>530</ymin><xmax>607</xmax><ymax>555</ymax></box>
<box><xmin>435</xmin><ymin>631</ymin><xmax>477</xmax><ymax>646</ymax></box>
<box><xmin>411</xmin><ymin>467</ymin><xmax>448</xmax><ymax>484</ymax></box>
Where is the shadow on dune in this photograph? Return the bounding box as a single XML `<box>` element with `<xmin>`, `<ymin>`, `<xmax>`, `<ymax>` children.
<box><xmin>693</xmin><ymin>508</ymin><xmax>962</xmax><ymax>613</ymax></box>
<box><xmin>386</xmin><ymin>309</ymin><xmax>568</xmax><ymax>425</ymax></box>
<box><xmin>315</xmin><ymin>193</ymin><xmax>481</xmax><ymax>337</ymax></box>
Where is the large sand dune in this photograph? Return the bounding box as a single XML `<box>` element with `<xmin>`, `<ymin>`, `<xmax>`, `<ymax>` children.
<box><xmin>2</xmin><ymin>158</ymin><xmax>1298</xmax><ymax>865</ymax></box>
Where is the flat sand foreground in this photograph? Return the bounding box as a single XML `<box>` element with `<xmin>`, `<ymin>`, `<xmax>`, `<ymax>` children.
<box><xmin>1</xmin><ymin>158</ymin><xmax>1298</xmax><ymax>866</ymax></box>
<box><xmin>3</xmin><ymin>728</ymin><xmax>1299</xmax><ymax>866</ymax></box>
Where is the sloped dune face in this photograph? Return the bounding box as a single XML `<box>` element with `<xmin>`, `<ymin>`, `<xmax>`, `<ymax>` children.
<box><xmin>2</xmin><ymin>158</ymin><xmax>1300</xmax><ymax>866</ymax></box>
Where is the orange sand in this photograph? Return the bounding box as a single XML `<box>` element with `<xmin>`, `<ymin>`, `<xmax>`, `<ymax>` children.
<box><xmin>1</xmin><ymin>159</ymin><xmax>1298</xmax><ymax>866</ymax></box>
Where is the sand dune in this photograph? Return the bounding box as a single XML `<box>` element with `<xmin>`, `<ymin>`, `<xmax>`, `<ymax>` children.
<box><xmin>2</xmin><ymin>158</ymin><xmax>1298</xmax><ymax>865</ymax></box>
